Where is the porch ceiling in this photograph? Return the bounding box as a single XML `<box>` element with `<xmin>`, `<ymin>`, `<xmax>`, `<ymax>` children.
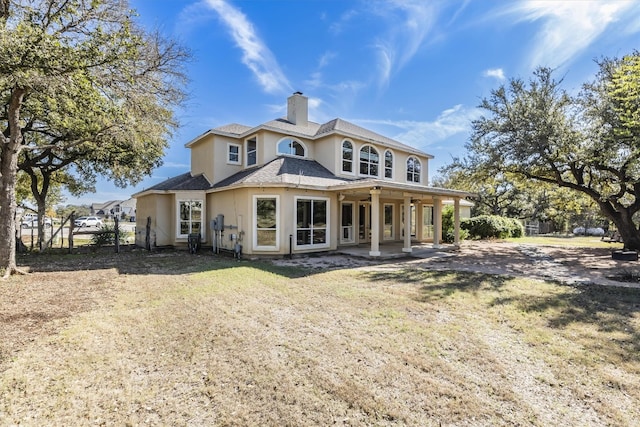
<box><xmin>330</xmin><ymin>180</ymin><xmax>474</xmax><ymax>202</ymax></box>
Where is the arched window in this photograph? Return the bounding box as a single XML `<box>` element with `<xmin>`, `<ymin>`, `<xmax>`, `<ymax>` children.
<box><xmin>407</xmin><ymin>156</ymin><xmax>421</xmax><ymax>183</ymax></box>
<box><xmin>359</xmin><ymin>145</ymin><xmax>379</xmax><ymax>177</ymax></box>
<box><xmin>342</xmin><ymin>140</ymin><xmax>353</xmax><ymax>173</ymax></box>
<box><xmin>277</xmin><ymin>138</ymin><xmax>306</xmax><ymax>157</ymax></box>
<box><xmin>384</xmin><ymin>150</ymin><xmax>393</xmax><ymax>179</ymax></box>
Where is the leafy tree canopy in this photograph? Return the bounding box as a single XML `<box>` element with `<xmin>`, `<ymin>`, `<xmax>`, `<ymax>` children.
<box><xmin>450</xmin><ymin>51</ymin><xmax>640</xmax><ymax>248</ymax></box>
<box><xmin>0</xmin><ymin>0</ymin><xmax>189</xmax><ymax>275</ymax></box>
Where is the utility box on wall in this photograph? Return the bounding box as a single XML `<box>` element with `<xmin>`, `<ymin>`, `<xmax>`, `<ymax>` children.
<box><xmin>212</xmin><ymin>214</ymin><xmax>224</xmax><ymax>231</ymax></box>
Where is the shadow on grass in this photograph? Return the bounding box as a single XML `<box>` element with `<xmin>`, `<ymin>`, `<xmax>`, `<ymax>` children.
<box><xmin>364</xmin><ymin>267</ymin><xmax>640</xmax><ymax>361</ymax></box>
<box><xmin>17</xmin><ymin>247</ymin><xmax>313</xmax><ymax>279</ymax></box>
<box><xmin>362</xmin><ymin>268</ymin><xmax>511</xmax><ymax>301</ymax></box>
<box><xmin>509</xmin><ymin>284</ymin><xmax>640</xmax><ymax>360</ymax></box>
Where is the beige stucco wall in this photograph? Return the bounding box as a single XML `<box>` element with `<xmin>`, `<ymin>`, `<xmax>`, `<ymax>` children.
<box><xmin>261</xmin><ymin>130</ymin><xmax>315</xmax><ymax>165</ymax></box>
<box><xmin>134</xmin><ymin>193</ymin><xmax>174</xmax><ymax>247</ymax></box>
<box><xmin>189</xmin><ymin>134</ymin><xmax>215</xmax><ymax>181</ymax></box>
<box><xmin>208</xmin><ymin>187</ymin><xmax>339</xmax><ymax>256</ymax></box>
<box><xmin>205</xmin><ymin>188</ymin><xmax>250</xmax><ymax>252</ymax></box>
<box><xmin>308</xmin><ymin>135</ymin><xmax>432</xmax><ymax>186</ymax></box>
<box><xmin>312</xmin><ymin>135</ymin><xmax>340</xmax><ymax>175</ymax></box>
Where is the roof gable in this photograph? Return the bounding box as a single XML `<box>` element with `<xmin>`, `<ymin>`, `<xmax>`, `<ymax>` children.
<box><xmin>143</xmin><ymin>172</ymin><xmax>212</xmax><ymax>192</ymax></box>
<box><xmin>213</xmin><ymin>156</ymin><xmax>358</xmax><ymax>189</ymax></box>
<box><xmin>186</xmin><ymin>117</ymin><xmax>432</xmax><ymax>158</ymax></box>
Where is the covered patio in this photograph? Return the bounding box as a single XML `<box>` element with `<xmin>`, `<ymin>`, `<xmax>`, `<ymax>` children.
<box><xmin>330</xmin><ymin>180</ymin><xmax>473</xmax><ymax>258</ymax></box>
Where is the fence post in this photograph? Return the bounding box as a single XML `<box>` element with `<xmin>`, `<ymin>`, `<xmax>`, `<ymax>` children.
<box><xmin>114</xmin><ymin>216</ymin><xmax>120</xmax><ymax>253</ymax></box>
<box><xmin>145</xmin><ymin>216</ymin><xmax>151</xmax><ymax>251</ymax></box>
<box><xmin>69</xmin><ymin>212</ymin><xmax>75</xmax><ymax>253</ymax></box>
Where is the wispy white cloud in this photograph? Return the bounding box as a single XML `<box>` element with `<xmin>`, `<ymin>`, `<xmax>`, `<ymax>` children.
<box><xmin>356</xmin><ymin>104</ymin><xmax>482</xmax><ymax>149</ymax></box>
<box><xmin>369</xmin><ymin>1</ymin><xmax>440</xmax><ymax>87</ymax></box>
<box><xmin>329</xmin><ymin>8</ymin><xmax>360</xmax><ymax>35</ymax></box>
<box><xmin>484</xmin><ymin>68</ymin><xmax>505</xmax><ymax>80</ymax></box>
<box><xmin>204</xmin><ymin>0</ymin><xmax>291</xmax><ymax>94</ymax></box>
<box><xmin>502</xmin><ymin>1</ymin><xmax>640</xmax><ymax>69</ymax></box>
<box><xmin>162</xmin><ymin>161</ymin><xmax>190</xmax><ymax>169</ymax></box>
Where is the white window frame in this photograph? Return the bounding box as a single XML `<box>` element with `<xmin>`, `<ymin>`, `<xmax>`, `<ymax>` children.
<box><xmin>384</xmin><ymin>149</ymin><xmax>394</xmax><ymax>179</ymax></box>
<box><xmin>246</xmin><ymin>136</ymin><xmax>257</xmax><ymax>167</ymax></box>
<box><xmin>176</xmin><ymin>199</ymin><xmax>205</xmax><ymax>239</ymax></box>
<box><xmin>407</xmin><ymin>156</ymin><xmax>422</xmax><ymax>184</ymax></box>
<box><xmin>383</xmin><ymin>203</ymin><xmax>394</xmax><ymax>240</ymax></box>
<box><xmin>341</xmin><ymin>139</ymin><xmax>355</xmax><ymax>175</ymax></box>
<box><xmin>253</xmin><ymin>195</ymin><xmax>279</xmax><ymax>251</ymax></box>
<box><xmin>359</xmin><ymin>145</ymin><xmax>380</xmax><ymax>178</ymax></box>
<box><xmin>277</xmin><ymin>137</ymin><xmax>307</xmax><ymax>158</ymax></box>
<box><xmin>401</xmin><ymin>203</ymin><xmax>417</xmax><ymax>238</ymax></box>
<box><xmin>340</xmin><ymin>201</ymin><xmax>355</xmax><ymax>244</ymax></box>
<box><xmin>422</xmin><ymin>204</ymin><xmax>434</xmax><ymax>239</ymax></box>
<box><xmin>227</xmin><ymin>142</ymin><xmax>241</xmax><ymax>165</ymax></box>
<box><xmin>294</xmin><ymin>196</ymin><xmax>330</xmax><ymax>250</ymax></box>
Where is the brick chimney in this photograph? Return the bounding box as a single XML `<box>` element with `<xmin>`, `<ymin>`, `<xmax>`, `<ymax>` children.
<box><xmin>287</xmin><ymin>91</ymin><xmax>308</xmax><ymax>126</ymax></box>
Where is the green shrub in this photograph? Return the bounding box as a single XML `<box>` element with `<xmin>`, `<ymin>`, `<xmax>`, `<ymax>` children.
<box><xmin>441</xmin><ymin>206</ymin><xmax>470</xmax><ymax>243</ymax></box>
<box><xmin>461</xmin><ymin>215</ymin><xmax>524</xmax><ymax>239</ymax></box>
<box><xmin>91</xmin><ymin>224</ymin><xmax>131</xmax><ymax>247</ymax></box>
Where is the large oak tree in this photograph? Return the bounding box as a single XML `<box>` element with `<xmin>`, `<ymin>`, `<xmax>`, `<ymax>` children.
<box><xmin>466</xmin><ymin>52</ymin><xmax>640</xmax><ymax>249</ymax></box>
<box><xmin>0</xmin><ymin>0</ymin><xmax>188</xmax><ymax>276</ymax></box>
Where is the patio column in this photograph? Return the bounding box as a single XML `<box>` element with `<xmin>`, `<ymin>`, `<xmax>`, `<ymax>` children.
<box><xmin>433</xmin><ymin>196</ymin><xmax>442</xmax><ymax>249</ymax></box>
<box><xmin>454</xmin><ymin>198</ymin><xmax>461</xmax><ymax>248</ymax></box>
<box><xmin>369</xmin><ymin>188</ymin><xmax>381</xmax><ymax>257</ymax></box>
<box><xmin>403</xmin><ymin>196</ymin><xmax>412</xmax><ymax>253</ymax></box>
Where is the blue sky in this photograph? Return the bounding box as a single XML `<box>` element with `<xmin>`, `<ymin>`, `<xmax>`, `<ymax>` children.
<box><xmin>75</xmin><ymin>0</ymin><xmax>640</xmax><ymax>204</ymax></box>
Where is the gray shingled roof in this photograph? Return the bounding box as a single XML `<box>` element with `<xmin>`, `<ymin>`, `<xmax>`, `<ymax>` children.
<box><xmin>144</xmin><ymin>172</ymin><xmax>212</xmax><ymax>191</ymax></box>
<box><xmin>204</xmin><ymin>117</ymin><xmax>429</xmax><ymax>157</ymax></box>
<box><xmin>213</xmin><ymin>156</ymin><xmax>358</xmax><ymax>189</ymax></box>
<box><xmin>212</xmin><ymin>123</ymin><xmax>254</xmax><ymax>135</ymax></box>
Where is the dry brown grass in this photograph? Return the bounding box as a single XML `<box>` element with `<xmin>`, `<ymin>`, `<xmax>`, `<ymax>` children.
<box><xmin>1</xmin><ymin>248</ymin><xmax>639</xmax><ymax>426</ymax></box>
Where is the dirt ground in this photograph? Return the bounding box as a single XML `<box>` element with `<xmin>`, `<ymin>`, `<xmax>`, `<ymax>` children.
<box><xmin>0</xmin><ymin>242</ymin><xmax>640</xmax><ymax>425</ymax></box>
<box><xmin>2</xmin><ymin>240</ymin><xmax>637</xmax><ymax>373</ymax></box>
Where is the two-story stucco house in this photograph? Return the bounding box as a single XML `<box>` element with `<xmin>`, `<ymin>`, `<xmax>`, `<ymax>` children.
<box><xmin>133</xmin><ymin>92</ymin><xmax>472</xmax><ymax>257</ymax></box>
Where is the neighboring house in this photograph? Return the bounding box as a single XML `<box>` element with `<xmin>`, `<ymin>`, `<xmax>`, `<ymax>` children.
<box><xmin>133</xmin><ymin>92</ymin><xmax>472</xmax><ymax>257</ymax></box>
<box><xmin>91</xmin><ymin>198</ymin><xmax>136</xmax><ymax>218</ymax></box>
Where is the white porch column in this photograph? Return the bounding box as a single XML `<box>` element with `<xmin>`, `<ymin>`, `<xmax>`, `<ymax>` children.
<box><xmin>369</xmin><ymin>188</ymin><xmax>381</xmax><ymax>257</ymax></box>
<box><xmin>403</xmin><ymin>196</ymin><xmax>412</xmax><ymax>253</ymax></box>
<box><xmin>454</xmin><ymin>198</ymin><xmax>461</xmax><ymax>248</ymax></box>
<box><xmin>433</xmin><ymin>196</ymin><xmax>442</xmax><ymax>249</ymax></box>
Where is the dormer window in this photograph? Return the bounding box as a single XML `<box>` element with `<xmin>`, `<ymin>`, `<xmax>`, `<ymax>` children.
<box><xmin>359</xmin><ymin>145</ymin><xmax>379</xmax><ymax>177</ymax></box>
<box><xmin>342</xmin><ymin>140</ymin><xmax>353</xmax><ymax>173</ymax></box>
<box><xmin>384</xmin><ymin>150</ymin><xmax>393</xmax><ymax>179</ymax></box>
<box><xmin>227</xmin><ymin>143</ymin><xmax>241</xmax><ymax>165</ymax></box>
<box><xmin>277</xmin><ymin>138</ymin><xmax>306</xmax><ymax>157</ymax></box>
<box><xmin>246</xmin><ymin>137</ymin><xmax>257</xmax><ymax>166</ymax></box>
<box><xmin>407</xmin><ymin>156</ymin><xmax>421</xmax><ymax>183</ymax></box>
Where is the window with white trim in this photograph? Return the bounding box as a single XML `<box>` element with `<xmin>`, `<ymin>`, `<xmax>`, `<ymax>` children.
<box><xmin>384</xmin><ymin>150</ymin><xmax>393</xmax><ymax>179</ymax></box>
<box><xmin>254</xmin><ymin>196</ymin><xmax>279</xmax><ymax>250</ymax></box>
<box><xmin>342</xmin><ymin>140</ymin><xmax>354</xmax><ymax>173</ymax></box>
<box><xmin>177</xmin><ymin>200</ymin><xmax>203</xmax><ymax>238</ymax></box>
<box><xmin>359</xmin><ymin>145</ymin><xmax>379</xmax><ymax>177</ymax></box>
<box><xmin>384</xmin><ymin>204</ymin><xmax>394</xmax><ymax>239</ymax></box>
<box><xmin>407</xmin><ymin>156</ymin><xmax>421</xmax><ymax>183</ymax></box>
<box><xmin>277</xmin><ymin>138</ymin><xmax>306</xmax><ymax>157</ymax></box>
<box><xmin>227</xmin><ymin>143</ymin><xmax>241</xmax><ymax>165</ymax></box>
<box><xmin>340</xmin><ymin>202</ymin><xmax>354</xmax><ymax>243</ymax></box>
<box><xmin>246</xmin><ymin>137</ymin><xmax>257</xmax><ymax>166</ymax></box>
<box><xmin>295</xmin><ymin>197</ymin><xmax>329</xmax><ymax>248</ymax></box>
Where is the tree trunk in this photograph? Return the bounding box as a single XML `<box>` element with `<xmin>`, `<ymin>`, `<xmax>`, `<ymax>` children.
<box><xmin>0</xmin><ymin>88</ymin><xmax>26</xmax><ymax>277</ymax></box>
<box><xmin>603</xmin><ymin>205</ymin><xmax>640</xmax><ymax>250</ymax></box>
<box><xmin>0</xmin><ymin>141</ymin><xmax>20</xmax><ymax>276</ymax></box>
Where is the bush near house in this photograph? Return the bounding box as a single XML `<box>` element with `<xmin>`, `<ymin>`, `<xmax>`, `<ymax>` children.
<box><xmin>442</xmin><ymin>206</ymin><xmax>470</xmax><ymax>243</ymax></box>
<box><xmin>462</xmin><ymin>214</ymin><xmax>524</xmax><ymax>239</ymax></box>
